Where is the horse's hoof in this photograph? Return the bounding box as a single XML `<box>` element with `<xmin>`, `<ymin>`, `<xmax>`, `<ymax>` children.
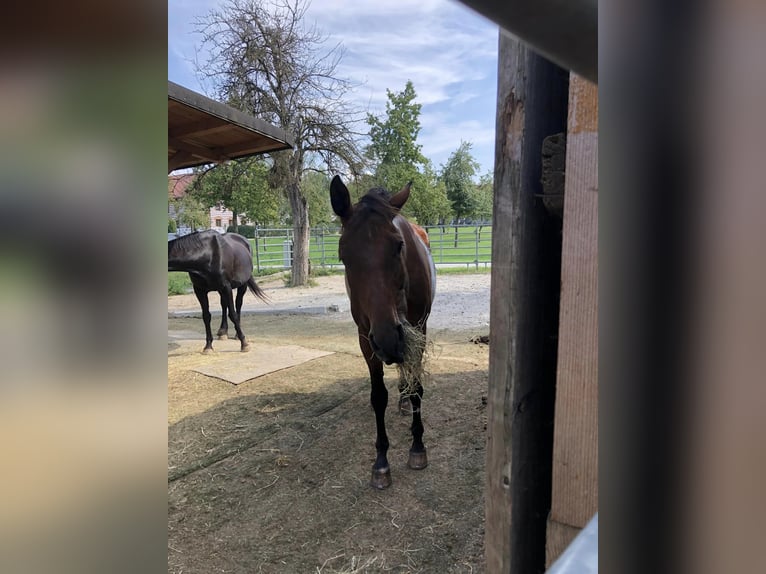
<box><xmin>370</xmin><ymin>467</ymin><xmax>392</xmax><ymax>489</ymax></box>
<box><xmin>240</xmin><ymin>344</ymin><xmax>250</xmax><ymax>353</ymax></box>
<box><xmin>398</xmin><ymin>397</ymin><xmax>411</xmax><ymax>416</ymax></box>
<box><xmin>216</xmin><ymin>334</ymin><xmax>227</xmax><ymax>340</ymax></box>
<box><xmin>408</xmin><ymin>449</ymin><xmax>428</xmax><ymax>470</ymax></box>
<box><xmin>202</xmin><ymin>348</ymin><xmax>213</xmax><ymax>355</ymax></box>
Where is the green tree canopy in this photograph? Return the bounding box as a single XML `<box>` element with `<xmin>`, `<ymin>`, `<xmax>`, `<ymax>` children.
<box><xmin>366</xmin><ymin>81</ymin><xmax>427</xmax><ymax>171</ymax></box>
<box><xmin>365</xmin><ymin>81</ymin><xmax>450</xmax><ymax>225</ymax></box>
<box><xmin>441</xmin><ymin>141</ymin><xmax>481</xmax><ymax>222</ymax></box>
<box><xmin>174</xmin><ymin>191</ymin><xmax>209</xmax><ymax>231</ymax></box>
<box><xmin>474</xmin><ymin>171</ymin><xmax>494</xmax><ymax>222</ymax></box>
<box><xmin>380</xmin><ymin>161</ymin><xmax>451</xmax><ymax>226</ymax></box>
<box><xmin>301</xmin><ymin>171</ymin><xmax>334</xmax><ymax>226</ymax></box>
<box><xmin>192</xmin><ymin>158</ymin><xmax>280</xmax><ymax>229</ymax></box>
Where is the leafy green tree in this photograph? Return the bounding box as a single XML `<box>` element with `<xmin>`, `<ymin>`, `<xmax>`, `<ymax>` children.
<box><xmin>474</xmin><ymin>171</ymin><xmax>494</xmax><ymax>240</ymax></box>
<box><xmin>365</xmin><ymin>81</ymin><xmax>450</xmax><ymax>225</ymax></box>
<box><xmin>197</xmin><ymin>0</ymin><xmax>364</xmax><ymax>286</ymax></box>
<box><xmin>367</xmin><ymin>81</ymin><xmax>427</xmax><ymax>172</ymax></box>
<box><xmin>393</xmin><ymin>162</ymin><xmax>451</xmax><ymax>226</ymax></box>
<box><xmin>192</xmin><ymin>158</ymin><xmax>280</xmax><ymax>229</ymax></box>
<box><xmin>442</xmin><ymin>141</ymin><xmax>480</xmax><ymax>221</ymax></box>
<box><xmin>441</xmin><ymin>141</ymin><xmax>480</xmax><ymax>245</ymax></box>
<box><xmin>347</xmin><ymin>172</ymin><xmax>378</xmax><ymax>204</ymax></box>
<box><xmin>474</xmin><ymin>171</ymin><xmax>494</xmax><ymax>221</ymax></box>
<box><xmin>301</xmin><ymin>171</ymin><xmax>334</xmax><ymax>226</ymax></box>
<box><xmin>174</xmin><ymin>192</ymin><xmax>209</xmax><ymax>231</ymax></box>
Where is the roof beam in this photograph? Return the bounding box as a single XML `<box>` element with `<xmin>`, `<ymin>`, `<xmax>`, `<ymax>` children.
<box><xmin>458</xmin><ymin>0</ymin><xmax>597</xmax><ymax>83</ymax></box>
<box><xmin>168</xmin><ymin>137</ymin><xmax>227</xmax><ymax>166</ymax></box>
<box><xmin>168</xmin><ymin>116</ymin><xmax>229</xmax><ymax>140</ymax></box>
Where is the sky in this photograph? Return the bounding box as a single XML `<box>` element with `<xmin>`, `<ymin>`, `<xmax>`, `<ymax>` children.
<box><xmin>168</xmin><ymin>0</ymin><xmax>499</xmax><ymax>178</ymax></box>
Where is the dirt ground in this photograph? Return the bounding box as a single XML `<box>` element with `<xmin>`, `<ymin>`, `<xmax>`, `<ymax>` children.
<box><xmin>168</xmin><ymin>273</ymin><xmax>491</xmax><ymax>573</ymax></box>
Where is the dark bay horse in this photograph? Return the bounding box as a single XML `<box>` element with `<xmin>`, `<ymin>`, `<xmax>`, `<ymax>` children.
<box><xmin>330</xmin><ymin>176</ymin><xmax>436</xmax><ymax>489</ymax></box>
<box><xmin>168</xmin><ymin>230</ymin><xmax>268</xmax><ymax>353</ymax></box>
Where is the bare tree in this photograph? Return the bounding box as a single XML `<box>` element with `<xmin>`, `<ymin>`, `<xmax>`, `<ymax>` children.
<box><xmin>196</xmin><ymin>0</ymin><xmax>364</xmax><ymax>286</ymax></box>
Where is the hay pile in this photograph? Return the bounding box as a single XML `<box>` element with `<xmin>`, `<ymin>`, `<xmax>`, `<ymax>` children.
<box><xmin>397</xmin><ymin>321</ymin><xmax>431</xmax><ymax>397</ymax></box>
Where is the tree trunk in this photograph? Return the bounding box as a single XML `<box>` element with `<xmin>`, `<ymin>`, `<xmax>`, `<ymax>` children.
<box><xmin>454</xmin><ymin>222</ymin><xmax>460</xmax><ymax>248</ymax></box>
<box><xmin>232</xmin><ymin>208</ymin><xmax>239</xmax><ymax>234</ymax></box>
<box><xmin>287</xmin><ymin>180</ymin><xmax>310</xmax><ymax>286</ymax></box>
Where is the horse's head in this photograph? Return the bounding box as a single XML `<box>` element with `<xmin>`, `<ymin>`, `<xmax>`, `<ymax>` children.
<box><xmin>331</xmin><ymin>175</ymin><xmax>412</xmax><ymax>365</ymax></box>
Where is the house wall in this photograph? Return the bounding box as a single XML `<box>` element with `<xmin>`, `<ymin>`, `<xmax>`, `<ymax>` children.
<box><xmin>208</xmin><ymin>205</ymin><xmax>248</xmax><ymax>232</ymax></box>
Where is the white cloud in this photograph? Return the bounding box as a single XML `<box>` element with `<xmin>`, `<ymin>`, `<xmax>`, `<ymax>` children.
<box><xmin>168</xmin><ymin>0</ymin><xmax>499</xmax><ymax>173</ymax></box>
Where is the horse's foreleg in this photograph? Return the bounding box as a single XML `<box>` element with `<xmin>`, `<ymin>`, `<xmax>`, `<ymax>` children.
<box><xmin>407</xmin><ymin>379</ymin><xmax>427</xmax><ymax>470</ymax></box>
<box><xmin>216</xmin><ymin>292</ymin><xmax>229</xmax><ymax>339</ymax></box>
<box><xmin>193</xmin><ymin>286</ymin><xmax>214</xmax><ymax>353</ymax></box>
<box><xmin>361</xmin><ymin>333</ymin><xmax>391</xmax><ymax>489</ymax></box>
<box><xmin>224</xmin><ymin>286</ymin><xmax>249</xmax><ymax>352</ymax></box>
<box><xmin>405</xmin><ymin>324</ymin><xmax>428</xmax><ymax>469</ymax></box>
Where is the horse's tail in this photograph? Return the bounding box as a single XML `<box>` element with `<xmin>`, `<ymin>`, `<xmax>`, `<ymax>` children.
<box><xmin>247</xmin><ymin>276</ymin><xmax>270</xmax><ymax>303</ymax></box>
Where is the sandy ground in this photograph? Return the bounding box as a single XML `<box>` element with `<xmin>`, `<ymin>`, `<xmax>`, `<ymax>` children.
<box><xmin>167</xmin><ymin>272</ymin><xmax>491</xmax><ymax>331</ymax></box>
<box><xmin>168</xmin><ymin>272</ymin><xmax>491</xmax><ymax>573</ymax></box>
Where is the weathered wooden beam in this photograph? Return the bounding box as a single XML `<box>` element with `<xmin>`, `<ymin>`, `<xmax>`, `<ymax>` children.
<box><xmin>458</xmin><ymin>0</ymin><xmax>597</xmax><ymax>83</ymax></box>
<box><xmin>167</xmin><ymin>150</ymin><xmax>196</xmax><ymax>174</ymax></box>
<box><xmin>485</xmin><ymin>34</ymin><xmax>570</xmax><ymax>573</ymax></box>
<box><xmin>168</xmin><ymin>81</ymin><xmax>294</xmax><ymax>147</ymax></box>
<box><xmin>168</xmin><ymin>116</ymin><xmax>229</xmax><ymax>140</ymax></box>
<box><xmin>167</xmin><ymin>137</ymin><xmax>228</xmax><ymax>166</ymax></box>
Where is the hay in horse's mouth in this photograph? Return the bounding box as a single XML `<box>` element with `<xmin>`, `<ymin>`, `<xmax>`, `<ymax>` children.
<box><xmin>397</xmin><ymin>322</ymin><xmax>430</xmax><ymax>397</ymax></box>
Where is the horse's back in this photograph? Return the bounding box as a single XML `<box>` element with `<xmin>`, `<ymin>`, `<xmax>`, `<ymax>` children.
<box><xmin>225</xmin><ymin>232</ymin><xmax>253</xmax><ymax>254</ymax></box>
<box><xmin>218</xmin><ymin>233</ymin><xmax>254</xmax><ymax>284</ymax></box>
<box><xmin>411</xmin><ymin>223</ymin><xmax>430</xmax><ymax>248</ymax></box>
<box><xmin>394</xmin><ymin>216</ymin><xmax>436</xmax><ymax>325</ymax></box>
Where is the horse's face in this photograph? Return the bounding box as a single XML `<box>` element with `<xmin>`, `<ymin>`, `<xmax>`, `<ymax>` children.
<box><xmin>331</xmin><ymin>176</ymin><xmax>412</xmax><ymax>365</ymax></box>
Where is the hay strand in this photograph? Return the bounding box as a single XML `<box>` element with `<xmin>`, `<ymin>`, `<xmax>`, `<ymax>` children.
<box><xmin>396</xmin><ymin>322</ymin><xmax>431</xmax><ymax>397</ymax></box>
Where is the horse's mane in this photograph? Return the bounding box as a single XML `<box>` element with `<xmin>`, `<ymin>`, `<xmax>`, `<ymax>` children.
<box><xmin>347</xmin><ymin>188</ymin><xmax>399</xmax><ymax>230</ymax></box>
<box><xmin>170</xmin><ymin>231</ymin><xmax>209</xmax><ymax>252</ymax></box>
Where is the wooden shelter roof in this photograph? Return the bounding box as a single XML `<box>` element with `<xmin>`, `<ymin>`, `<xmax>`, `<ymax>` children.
<box><xmin>168</xmin><ymin>81</ymin><xmax>293</xmax><ymax>172</ymax></box>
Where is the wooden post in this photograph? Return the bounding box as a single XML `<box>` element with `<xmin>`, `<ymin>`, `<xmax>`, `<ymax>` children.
<box><xmin>545</xmin><ymin>73</ymin><xmax>599</xmax><ymax>566</ymax></box>
<box><xmin>485</xmin><ymin>34</ymin><xmax>569</xmax><ymax>573</ymax></box>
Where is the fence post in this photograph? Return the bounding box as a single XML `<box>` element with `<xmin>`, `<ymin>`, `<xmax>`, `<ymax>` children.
<box><xmin>475</xmin><ymin>226</ymin><xmax>480</xmax><ymax>269</ymax></box>
<box><xmin>439</xmin><ymin>226</ymin><xmax>444</xmax><ymax>263</ymax></box>
<box><xmin>254</xmin><ymin>227</ymin><xmax>261</xmax><ymax>273</ymax></box>
<box><xmin>321</xmin><ymin>227</ymin><xmax>326</xmax><ymax>267</ymax></box>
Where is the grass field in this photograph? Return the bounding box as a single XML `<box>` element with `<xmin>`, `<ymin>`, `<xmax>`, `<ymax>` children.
<box><xmin>168</xmin><ymin>225</ymin><xmax>492</xmax><ymax>294</ymax></box>
<box><xmin>249</xmin><ymin>225</ymin><xmax>492</xmax><ymax>268</ymax></box>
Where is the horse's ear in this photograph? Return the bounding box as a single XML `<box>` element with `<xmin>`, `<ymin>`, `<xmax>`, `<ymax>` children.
<box><xmin>389</xmin><ymin>181</ymin><xmax>412</xmax><ymax>210</ymax></box>
<box><xmin>330</xmin><ymin>175</ymin><xmax>352</xmax><ymax>221</ymax></box>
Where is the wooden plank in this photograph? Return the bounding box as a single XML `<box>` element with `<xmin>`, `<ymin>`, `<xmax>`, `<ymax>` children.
<box><xmin>546</xmin><ymin>73</ymin><xmax>598</xmax><ymax>566</ymax></box>
<box><xmin>546</xmin><ymin>520</ymin><xmax>582</xmax><ymax>567</ymax></box>
<box><xmin>167</xmin><ymin>136</ymin><xmax>227</xmax><ymax>166</ymax></box>
<box><xmin>168</xmin><ymin>116</ymin><xmax>229</xmax><ymax>140</ymax></box>
<box><xmin>485</xmin><ymin>34</ymin><xmax>570</xmax><ymax>574</ymax></box>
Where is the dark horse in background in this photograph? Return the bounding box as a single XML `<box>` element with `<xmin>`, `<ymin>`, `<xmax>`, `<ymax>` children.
<box><xmin>330</xmin><ymin>176</ymin><xmax>436</xmax><ymax>489</ymax></box>
<box><xmin>168</xmin><ymin>230</ymin><xmax>268</xmax><ymax>353</ymax></box>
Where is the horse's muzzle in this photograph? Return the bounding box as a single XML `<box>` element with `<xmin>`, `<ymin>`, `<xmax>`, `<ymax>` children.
<box><xmin>369</xmin><ymin>324</ymin><xmax>405</xmax><ymax>365</ymax></box>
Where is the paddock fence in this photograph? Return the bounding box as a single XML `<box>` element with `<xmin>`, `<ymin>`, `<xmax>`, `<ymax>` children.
<box><xmin>245</xmin><ymin>224</ymin><xmax>493</xmax><ymax>273</ymax></box>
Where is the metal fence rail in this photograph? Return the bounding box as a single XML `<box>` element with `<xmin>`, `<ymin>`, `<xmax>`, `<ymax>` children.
<box><xmin>247</xmin><ymin>224</ymin><xmax>492</xmax><ymax>273</ymax></box>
